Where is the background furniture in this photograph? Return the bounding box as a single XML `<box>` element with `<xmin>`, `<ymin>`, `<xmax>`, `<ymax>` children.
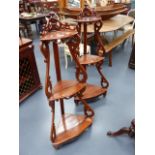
<box><xmin>19</xmin><ymin>38</ymin><xmax>41</xmax><ymax>103</ymax></box>
<box><xmin>19</xmin><ymin>12</ymin><xmax>50</xmax><ymax>37</ymax></box>
<box><xmin>128</xmin><ymin>42</ymin><xmax>135</xmax><ymax>69</ymax></box>
<box><xmin>19</xmin><ymin>24</ymin><xmax>27</xmax><ymax>38</ymax></box>
<box><xmin>80</xmin><ymin>14</ymin><xmax>134</xmax><ymax>66</ymax></box>
<box><xmin>117</xmin><ymin>9</ymin><xmax>135</xmax><ymax>33</ymax></box>
<box><xmin>107</xmin><ymin>119</ymin><xmax>135</xmax><ymax>138</ymax></box>
<box><xmin>40</xmin><ymin>12</ymin><xmax>94</xmax><ymax>149</ymax></box>
<box><xmin>81</xmin><ymin>14</ymin><xmax>134</xmax><ymax>33</ymax></box>
<box><xmin>59</xmin><ymin>2</ymin><xmax>128</xmax><ymax>20</ymax></box>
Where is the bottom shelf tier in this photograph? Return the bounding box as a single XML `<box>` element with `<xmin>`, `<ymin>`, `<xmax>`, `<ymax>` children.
<box><xmin>52</xmin><ymin>114</ymin><xmax>93</xmax><ymax>148</ymax></box>
<box><xmin>74</xmin><ymin>83</ymin><xmax>107</xmax><ymax>101</ymax></box>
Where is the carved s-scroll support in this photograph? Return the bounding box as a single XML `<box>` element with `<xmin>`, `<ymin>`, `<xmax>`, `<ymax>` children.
<box><xmin>77</xmin><ymin>90</ymin><xmax>94</xmax><ymax>118</ymax></box>
<box><xmin>94</xmin><ymin>20</ymin><xmax>106</xmax><ymax>57</ymax></box>
<box><xmin>80</xmin><ymin>4</ymin><xmax>96</xmax><ymax>17</ymax></box>
<box><xmin>66</xmin><ymin>34</ymin><xmax>88</xmax><ymax>83</ymax></box>
<box><xmin>96</xmin><ymin>60</ymin><xmax>109</xmax><ymax>88</ymax></box>
<box><xmin>40</xmin><ymin>41</ymin><xmax>53</xmax><ymax>98</ymax></box>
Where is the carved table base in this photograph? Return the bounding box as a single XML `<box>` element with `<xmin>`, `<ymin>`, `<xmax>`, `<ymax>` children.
<box><xmin>107</xmin><ymin>119</ymin><xmax>135</xmax><ymax>138</ymax></box>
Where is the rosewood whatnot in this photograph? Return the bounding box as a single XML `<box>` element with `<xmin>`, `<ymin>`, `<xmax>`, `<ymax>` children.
<box><xmin>74</xmin><ymin>5</ymin><xmax>109</xmax><ymax>103</ymax></box>
<box><xmin>40</xmin><ymin>12</ymin><xmax>94</xmax><ymax>149</ymax></box>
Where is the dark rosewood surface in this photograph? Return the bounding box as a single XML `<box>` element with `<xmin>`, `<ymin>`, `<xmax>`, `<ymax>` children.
<box><xmin>39</xmin><ymin>12</ymin><xmax>94</xmax><ymax>149</ymax></box>
<box><xmin>40</xmin><ymin>30</ymin><xmax>77</xmax><ymax>41</ymax></box>
<box><xmin>74</xmin><ymin>5</ymin><xmax>109</xmax><ymax>103</ymax></box>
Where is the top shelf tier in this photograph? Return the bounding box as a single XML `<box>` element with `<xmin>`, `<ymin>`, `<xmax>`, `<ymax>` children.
<box><xmin>40</xmin><ymin>30</ymin><xmax>78</xmax><ymax>41</ymax></box>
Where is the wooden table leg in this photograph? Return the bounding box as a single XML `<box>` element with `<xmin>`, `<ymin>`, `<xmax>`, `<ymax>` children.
<box><xmin>53</xmin><ymin>41</ymin><xmax>65</xmax><ymax>115</ymax></box>
<box><xmin>107</xmin><ymin>119</ymin><xmax>135</xmax><ymax>138</ymax></box>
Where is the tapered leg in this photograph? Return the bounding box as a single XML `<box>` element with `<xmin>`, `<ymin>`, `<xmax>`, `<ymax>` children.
<box><xmin>109</xmin><ymin>51</ymin><xmax>112</xmax><ymax>67</ymax></box>
<box><xmin>107</xmin><ymin>127</ymin><xmax>130</xmax><ymax>137</ymax></box>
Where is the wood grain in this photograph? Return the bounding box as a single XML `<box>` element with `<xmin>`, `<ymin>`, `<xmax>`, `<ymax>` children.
<box><xmin>52</xmin><ymin>114</ymin><xmax>93</xmax><ymax>149</ymax></box>
<box><xmin>75</xmin><ymin>83</ymin><xmax>107</xmax><ymax>101</ymax></box>
<box><xmin>49</xmin><ymin>80</ymin><xmax>86</xmax><ymax>101</ymax></box>
<box><xmin>39</xmin><ymin>12</ymin><xmax>94</xmax><ymax>149</ymax></box>
<box><xmin>78</xmin><ymin>54</ymin><xmax>104</xmax><ymax>65</ymax></box>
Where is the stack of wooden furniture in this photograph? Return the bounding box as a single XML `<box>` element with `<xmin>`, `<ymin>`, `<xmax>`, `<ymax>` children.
<box><xmin>40</xmin><ymin>12</ymin><xmax>94</xmax><ymax>149</ymax></box>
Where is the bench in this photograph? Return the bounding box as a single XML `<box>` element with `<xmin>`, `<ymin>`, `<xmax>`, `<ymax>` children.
<box><xmin>98</xmin><ymin>29</ymin><xmax>135</xmax><ymax>66</ymax></box>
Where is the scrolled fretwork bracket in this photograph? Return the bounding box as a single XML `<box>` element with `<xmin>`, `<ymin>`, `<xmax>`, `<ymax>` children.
<box><xmin>40</xmin><ymin>41</ymin><xmax>53</xmax><ymax>99</ymax></box>
<box><xmin>96</xmin><ymin>61</ymin><xmax>109</xmax><ymax>88</ymax></box>
<box><xmin>66</xmin><ymin>34</ymin><xmax>88</xmax><ymax>83</ymax></box>
<box><xmin>40</xmin><ymin>11</ymin><xmax>76</xmax><ymax>36</ymax></box>
<box><xmin>77</xmin><ymin>89</ymin><xmax>94</xmax><ymax>117</ymax></box>
<box><xmin>80</xmin><ymin>4</ymin><xmax>96</xmax><ymax>17</ymax></box>
<box><xmin>94</xmin><ymin>20</ymin><xmax>106</xmax><ymax>57</ymax></box>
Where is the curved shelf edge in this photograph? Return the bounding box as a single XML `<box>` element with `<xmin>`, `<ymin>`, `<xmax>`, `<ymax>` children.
<box><xmin>52</xmin><ymin>114</ymin><xmax>93</xmax><ymax>149</ymax></box>
<box><xmin>75</xmin><ymin>83</ymin><xmax>107</xmax><ymax>101</ymax></box>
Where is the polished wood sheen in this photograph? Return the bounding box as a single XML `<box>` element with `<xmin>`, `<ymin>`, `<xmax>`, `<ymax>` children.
<box><xmin>49</xmin><ymin>80</ymin><xmax>86</xmax><ymax>101</ymax></box>
<box><xmin>52</xmin><ymin>114</ymin><xmax>93</xmax><ymax>148</ymax></box>
<box><xmin>40</xmin><ymin>30</ymin><xmax>77</xmax><ymax>41</ymax></box>
<box><xmin>78</xmin><ymin>54</ymin><xmax>104</xmax><ymax>65</ymax></box>
<box><xmin>75</xmin><ymin>84</ymin><xmax>107</xmax><ymax>102</ymax></box>
<box><xmin>40</xmin><ymin>12</ymin><xmax>94</xmax><ymax>149</ymax></box>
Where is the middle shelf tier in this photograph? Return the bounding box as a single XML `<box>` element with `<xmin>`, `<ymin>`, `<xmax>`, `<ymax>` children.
<box><xmin>75</xmin><ymin>83</ymin><xmax>107</xmax><ymax>101</ymax></box>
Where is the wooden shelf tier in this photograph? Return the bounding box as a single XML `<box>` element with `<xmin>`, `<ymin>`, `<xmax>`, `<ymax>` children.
<box><xmin>49</xmin><ymin>80</ymin><xmax>86</xmax><ymax>101</ymax></box>
<box><xmin>78</xmin><ymin>54</ymin><xmax>104</xmax><ymax>65</ymax></box>
<box><xmin>75</xmin><ymin>83</ymin><xmax>107</xmax><ymax>101</ymax></box>
<box><xmin>52</xmin><ymin>114</ymin><xmax>93</xmax><ymax>149</ymax></box>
